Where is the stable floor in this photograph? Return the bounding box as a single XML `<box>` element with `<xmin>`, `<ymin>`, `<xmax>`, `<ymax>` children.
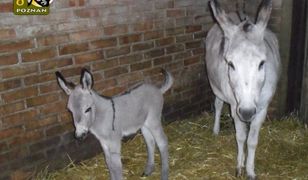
<box><xmin>37</xmin><ymin>113</ymin><xmax>308</xmax><ymax>180</ymax></box>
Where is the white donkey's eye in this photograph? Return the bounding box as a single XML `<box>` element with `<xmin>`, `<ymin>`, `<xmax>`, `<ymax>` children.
<box><xmin>85</xmin><ymin>107</ymin><xmax>92</xmax><ymax>113</ymax></box>
<box><xmin>228</xmin><ymin>61</ymin><xmax>235</xmax><ymax>70</ymax></box>
<box><xmin>258</xmin><ymin>60</ymin><xmax>265</xmax><ymax>70</ymax></box>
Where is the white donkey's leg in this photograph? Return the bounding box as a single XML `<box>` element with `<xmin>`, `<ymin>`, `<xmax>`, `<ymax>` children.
<box><xmin>213</xmin><ymin>97</ymin><xmax>223</xmax><ymax>135</ymax></box>
<box><xmin>141</xmin><ymin>126</ymin><xmax>156</xmax><ymax>176</ymax></box>
<box><xmin>246</xmin><ymin>109</ymin><xmax>267</xmax><ymax>180</ymax></box>
<box><xmin>233</xmin><ymin>116</ymin><xmax>248</xmax><ymax>177</ymax></box>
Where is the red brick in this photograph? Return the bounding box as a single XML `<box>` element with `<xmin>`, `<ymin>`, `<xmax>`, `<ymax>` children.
<box><xmin>69</xmin><ymin>29</ymin><xmax>103</xmax><ymax>41</ymax></box>
<box><xmin>194</xmin><ymin>31</ymin><xmax>207</xmax><ymax>39</ymax></box>
<box><xmin>132</xmin><ymin>42</ymin><xmax>154</xmax><ymax>52</ymax></box>
<box><xmin>95</xmin><ymin>79</ymin><xmax>117</xmax><ymax>90</ymax></box>
<box><xmin>185</xmin><ymin>40</ymin><xmax>201</xmax><ymax>49</ymax></box>
<box><xmin>155</xmin><ymin>37</ymin><xmax>175</xmax><ymax>47</ymax></box>
<box><xmin>59</xmin><ymin>42</ymin><xmax>89</xmax><ymax>55</ymax></box>
<box><xmin>185</xmin><ymin>25</ymin><xmax>202</xmax><ymax>33</ymax></box>
<box><xmin>144</xmin><ymin>30</ymin><xmax>164</xmax><ymax>40</ymax></box>
<box><xmin>133</xmin><ymin>21</ymin><xmax>153</xmax><ymax>32</ymax></box>
<box><xmin>40</xmin><ymin>101</ymin><xmax>67</xmax><ymax>116</ymax></box>
<box><xmin>102</xmin><ymin>86</ymin><xmax>126</xmax><ymax>96</ymax></box>
<box><xmin>2</xmin><ymin>110</ymin><xmax>38</xmax><ymax>129</ymax></box>
<box><xmin>166</xmin><ymin>44</ymin><xmax>184</xmax><ymax>54</ymax></box>
<box><xmin>166</xmin><ymin>27</ymin><xmax>185</xmax><ymax>36</ymax></box>
<box><xmin>90</xmin><ymin>37</ymin><xmax>117</xmax><ymax>49</ymax></box>
<box><xmin>0</xmin><ymin>101</ymin><xmax>25</xmax><ymax>116</ymax></box>
<box><xmin>59</xmin><ymin>111</ymin><xmax>72</xmax><ymax>123</ymax></box>
<box><xmin>119</xmin><ymin>34</ymin><xmax>142</xmax><ymax>44</ymax></box>
<box><xmin>0</xmin><ymin>2</ymin><xmax>13</xmax><ymax>13</ymax></box>
<box><xmin>119</xmin><ymin>54</ymin><xmax>143</xmax><ymax>65</ymax></box>
<box><xmin>60</xmin><ymin>66</ymin><xmax>83</xmax><ymax>77</ymax></box>
<box><xmin>22</xmin><ymin>48</ymin><xmax>57</xmax><ymax>62</ymax></box>
<box><xmin>142</xmin><ymin>67</ymin><xmax>162</xmax><ymax>76</ymax></box>
<box><xmin>26</xmin><ymin>94</ymin><xmax>59</xmax><ymax>107</ymax></box>
<box><xmin>37</xmin><ymin>34</ymin><xmax>69</xmax><ymax>47</ymax></box>
<box><xmin>131</xmin><ymin>60</ymin><xmax>152</xmax><ymax>71</ymax></box>
<box><xmin>104</xmin><ymin>25</ymin><xmax>128</xmax><ymax>36</ymax></box>
<box><xmin>92</xmin><ymin>58</ymin><xmax>118</xmax><ymax>71</ymax></box>
<box><xmin>0</xmin><ymin>127</ymin><xmax>23</xmax><ymax>139</ymax></box>
<box><xmin>105</xmin><ymin>46</ymin><xmax>130</xmax><ymax>58</ymax></box>
<box><xmin>104</xmin><ymin>66</ymin><xmax>129</xmax><ymax>78</ymax></box>
<box><xmin>166</xmin><ymin>9</ymin><xmax>185</xmax><ymax>18</ymax></box>
<box><xmin>0</xmin><ymin>79</ymin><xmax>22</xmax><ymax>92</ymax></box>
<box><xmin>144</xmin><ymin>48</ymin><xmax>165</xmax><ymax>58</ymax></box>
<box><xmin>74</xmin><ymin>8</ymin><xmax>100</xmax><ymax>18</ymax></box>
<box><xmin>193</xmin><ymin>48</ymin><xmax>204</xmax><ymax>55</ymax></box>
<box><xmin>8</xmin><ymin>130</ymin><xmax>43</xmax><ymax>147</ymax></box>
<box><xmin>0</xmin><ymin>28</ymin><xmax>16</xmax><ymax>39</ymax></box>
<box><xmin>116</xmin><ymin>72</ymin><xmax>143</xmax><ymax>85</ymax></box>
<box><xmin>0</xmin><ymin>53</ymin><xmax>18</xmax><ymax>66</ymax></box>
<box><xmin>184</xmin><ymin>56</ymin><xmax>200</xmax><ymax>66</ymax></box>
<box><xmin>40</xmin><ymin>57</ymin><xmax>73</xmax><ymax>71</ymax></box>
<box><xmin>0</xmin><ymin>39</ymin><xmax>34</xmax><ymax>53</ymax></box>
<box><xmin>25</xmin><ymin>115</ymin><xmax>58</xmax><ymax>129</ymax></box>
<box><xmin>153</xmin><ymin>56</ymin><xmax>173</xmax><ymax>66</ymax></box>
<box><xmin>39</xmin><ymin>81</ymin><xmax>60</xmax><ymax>94</ymax></box>
<box><xmin>75</xmin><ymin>51</ymin><xmax>104</xmax><ymax>64</ymax></box>
<box><xmin>2</xmin><ymin>86</ymin><xmax>38</xmax><ymax>103</ymax></box>
<box><xmin>1</xmin><ymin>64</ymin><xmax>38</xmax><ymax>79</ymax></box>
<box><xmin>69</xmin><ymin>0</ymin><xmax>85</xmax><ymax>7</ymax></box>
<box><xmin>24</xmin><ymin>72</ymin><xmax>55</xmax><ymax>85</ymax></box>
<box><xmin>176</xmin><ymin>34</ymin><xmax>193</xmax><ymax>43</ymax></box>
<box><xmin>46</xmin><ymin>123</ymin><xmax>72</xmax><ymax>137</ymax></box>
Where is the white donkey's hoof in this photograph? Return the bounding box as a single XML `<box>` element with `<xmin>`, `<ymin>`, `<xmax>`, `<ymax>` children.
<box><xmin>247</xmin><ymin>175</ymin><xmax>257</xmax><ymax>180</ymax></box>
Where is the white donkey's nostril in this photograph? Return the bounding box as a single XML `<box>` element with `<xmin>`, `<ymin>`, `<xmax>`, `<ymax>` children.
<box><xmin>239</xmin><ymin>107</ymin><xmax>256</xmax><ymax>121</ymax></box>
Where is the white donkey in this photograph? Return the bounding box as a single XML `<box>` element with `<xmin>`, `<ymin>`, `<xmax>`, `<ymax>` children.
<box><xmin>56</xmin><ymin>68</ymin><xmax>173</xmax><ymax>180</ymax></box>
<box><xmin>205</xmin><ymin>0</ymin><xmax>280</xmax><ymax>179</ymax></box>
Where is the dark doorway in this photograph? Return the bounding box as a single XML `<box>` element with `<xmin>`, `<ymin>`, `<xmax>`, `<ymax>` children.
<box><xmin>286</xmin><ymin>0</ymin><xmax>308</xmax><ymax>114</ymax></box>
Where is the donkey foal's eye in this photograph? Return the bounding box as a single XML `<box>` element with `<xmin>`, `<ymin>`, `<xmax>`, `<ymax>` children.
<box><xmin>228</xmin><ymin>61</ymin><xmax>235</xmax><ymax>70</ymax></box>
<box><xmin>85</xmin><ymin>107</ymin><xmax>92</xmax><ymax>113</ymax></box>
<box><xmin>259</xmin><ymin>60</ymin><xmax>265</xmax><ymax>70</ymax></box>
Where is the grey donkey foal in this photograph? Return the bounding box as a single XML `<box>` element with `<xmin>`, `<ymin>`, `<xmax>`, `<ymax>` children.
<box><xmin>56</xmin><ymin>68</ymin><xmax>173</xmax><ymax>180</ymax></box>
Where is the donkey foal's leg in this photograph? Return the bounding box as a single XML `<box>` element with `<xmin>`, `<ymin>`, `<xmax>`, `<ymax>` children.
<box><xmin>213</xmin><ymin>97</ymin><xmax>223</xmax><ymax>135</ymax></box>
<box><xmin>102</xmin><ymin>141</ymin><xmax>123</xmax><ymax>180</ymax></box>
<box><xmin>141</xmin><ymin>126</ymin><xmax>156</xmax><ymax>176</ymax></box>
<box><xmin>149</xmin><ymin>124</ymin><xmax>168</xmax><ymax>180</ymax></box>
<box><xmin>234</xmin><ymin>118</ymin><xmax>247</xmax><ymax>177</ymax></box>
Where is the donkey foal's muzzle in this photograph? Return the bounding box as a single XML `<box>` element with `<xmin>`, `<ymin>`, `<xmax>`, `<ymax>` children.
<box><xmin>75</xmin><ymin>131</ymin><xmax>88</xmax><ymax>141</ymax></box>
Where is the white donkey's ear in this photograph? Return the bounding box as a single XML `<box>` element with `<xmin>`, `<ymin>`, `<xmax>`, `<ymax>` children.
<box><xmin>255</xmin><ymin>0</ymin><xmax>272</xmax><ymax>33</ymax></box>
<box><xmin>209</xmin><ymin>0</ymin><xmax>237</xmax><ymax>37</ymax></box>
<box><xmin>55</xmin><ymin>71</ymin><xmax>72</xmax><ymax>95</ymax></box>
<box><xmin>80</xmin><ymin>68</ymin><xmax>93</xmax><ymax>90</ymax></box>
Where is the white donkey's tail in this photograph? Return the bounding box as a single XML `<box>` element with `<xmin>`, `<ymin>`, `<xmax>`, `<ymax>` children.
<box><xmin>160</xmin><ymin>69</ymin><xmax>173</xmax><ymax>93</ymax></box>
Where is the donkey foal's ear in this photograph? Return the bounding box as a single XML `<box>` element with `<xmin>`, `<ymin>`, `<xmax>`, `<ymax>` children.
<box><xmin>55</xmin><ymin>71</ymin><xmax>72</xmax><ymax>95</ymax></box>
<box><xmin>80</xmin><ymin>68</ymin><xmax>93</xmax><ymax>90</ymax></box>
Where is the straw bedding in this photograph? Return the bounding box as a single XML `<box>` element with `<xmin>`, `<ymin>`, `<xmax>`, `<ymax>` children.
<box><xmin>37</xmin><ymin>113</ymin><xmax>308</xmax><ymax>180</ymax></box>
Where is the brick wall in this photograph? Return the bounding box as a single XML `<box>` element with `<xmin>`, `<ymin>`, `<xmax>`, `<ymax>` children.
<box><xmin>0</xmin><ymin>0</ymin><xmax>213</xmax><ymax>178</ymax></box>
<box><xmin>0</xmin><ymin>0</ymin><xmax>286</xmax><ymax>179</ymax></box>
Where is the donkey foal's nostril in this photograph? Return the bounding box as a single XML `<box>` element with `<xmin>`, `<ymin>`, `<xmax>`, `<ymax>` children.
<box><xmin>239</xmin><ymin>108</ymin><xmax>256</xmax><ymax>121</ymax></box>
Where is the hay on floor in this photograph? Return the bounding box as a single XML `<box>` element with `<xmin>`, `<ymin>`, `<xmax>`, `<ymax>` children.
<box><xmin>37</xmin><ymin>113</ymin><xmax>308</xmax><ymax>180</ymax></box>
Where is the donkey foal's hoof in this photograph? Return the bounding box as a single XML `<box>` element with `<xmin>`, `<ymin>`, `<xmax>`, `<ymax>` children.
<box><xmin>235</xmin><ymin>168</ymin><xmax>244</xmax><ymax>177</ymax></box>
<box><xmin>247</xmin><ymin>175</ymin><xmax>257</xmax><ymax>180</ymax></box>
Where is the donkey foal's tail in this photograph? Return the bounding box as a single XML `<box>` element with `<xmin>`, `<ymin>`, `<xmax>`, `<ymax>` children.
<box><xmin>160</xmin><ymin>69</ymin><xmax>174</xmax><ymax>94</ymax></box>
